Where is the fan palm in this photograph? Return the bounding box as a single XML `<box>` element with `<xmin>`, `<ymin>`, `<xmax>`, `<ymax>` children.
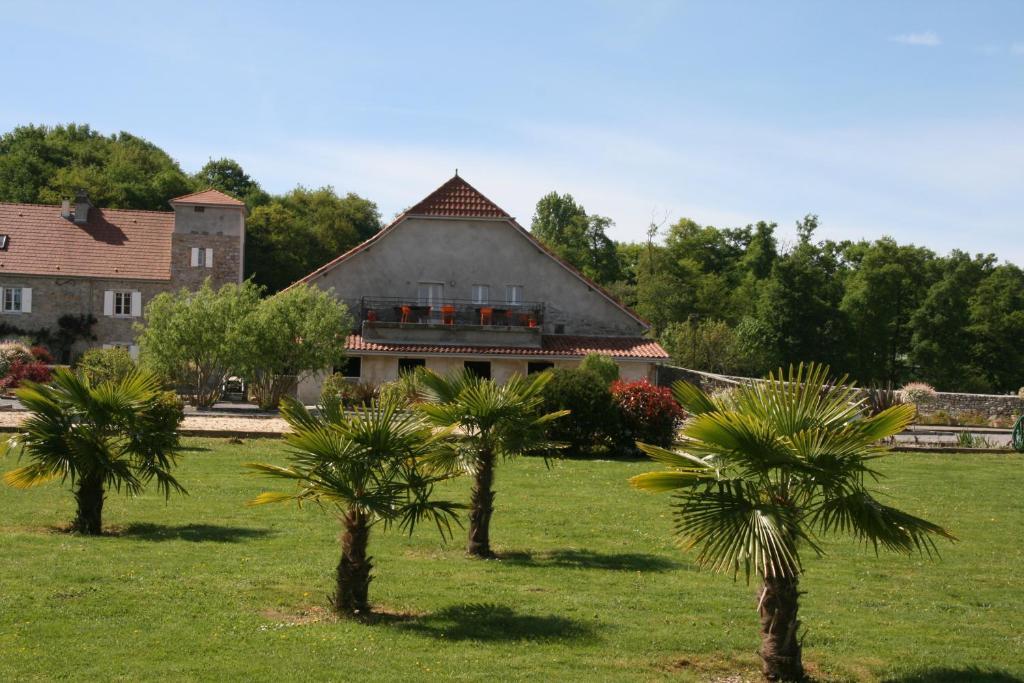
<box><xmin>2</xmin><ymin>368</ymin><xmax>185</xmax><ymax>535</ymax></box>
<box><xmin>630</xmin><ymin>363</ymin><xmax>954</xmax><ymax>682</ymax></box>
<box><xmin>247</xmin><ymin>394</ymin><xmax>462</xmax><ymax>616</ymax></box>
<box><xmin>416</xmin><ymin>369</ymin><xmax>567</xmax><ymax>558</ymax></box>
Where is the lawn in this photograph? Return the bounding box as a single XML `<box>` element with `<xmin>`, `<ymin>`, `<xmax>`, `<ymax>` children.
<box><xmin>1</xmin><ymin>439</ymin><xmax>1022</xmax><ymax>682</ymax></box>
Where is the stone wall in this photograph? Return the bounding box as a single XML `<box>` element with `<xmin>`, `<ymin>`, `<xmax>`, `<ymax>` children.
<box><xmin>656</xmin><ymin>364</ymin><xmax>1024</xmax><ymax>422</ymax></box>
<box><xmin>914</xmin><ymin>392</ymin><xmax>1023</xmax><ymax>422</ymax></box>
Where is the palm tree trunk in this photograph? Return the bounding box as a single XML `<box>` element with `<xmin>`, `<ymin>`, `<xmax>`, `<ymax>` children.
<box><xmin>467</xmin><ymin>448</ymin><xmax>495</xmax><ymax>558</ymax></box>
<box><xmin>758</xmin><ymin>573</ymin><xmax>804</xmax><ymax>682</ymax></box>
<box><xmin>72</xmin><ymin>472</ymin><xmax>105</xmax><ymax>535</ymax></box>
<box><xmin>334</xmin><ymin>508</ymin><xmax>372</xmax><ymax>616</ymax></box>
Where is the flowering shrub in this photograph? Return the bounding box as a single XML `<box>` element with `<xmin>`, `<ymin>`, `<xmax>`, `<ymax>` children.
<box><xmin>29</xmin><ymin>346</ymin><xmax>54</xmax><ymax>364</ymax></box>
<box><xmin>611</xmin><ymin>380</ymin><xmax>684</xmax><ymax>448</ymax></box>
<box><xmin>0</xmin><ymin>360</ymin><xmax>52</xmax><ymax>391</ymax></box>
<box><xmin>0</xmin><ymin>341</ymin><xmax>34</xmax><ymax>377</ymax></box>
<box><xmin>899</xmin><ymin>381</ymin><xmax>936</xmax><ymax>403</ymax></box>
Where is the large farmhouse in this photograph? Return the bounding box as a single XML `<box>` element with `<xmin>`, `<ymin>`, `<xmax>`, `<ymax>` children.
<box><xmin>294</xmin><ymin>175</ymin><xmax>668</xmax><ymax>400</ymax></box>
<box><xmin>0</xmin><ymin>188</ymin><xmax>245</xmax><ymax>360</ymax></box>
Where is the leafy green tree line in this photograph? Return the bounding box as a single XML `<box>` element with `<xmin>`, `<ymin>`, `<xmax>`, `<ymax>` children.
<box><xmin>530</xmin><ymin>195</ymin><xmax>1024</xmax><ymax>393</ymax></box>
<box><xmin>2</xmin><ymin>124</ymin><xmax>1020</xmax><ymax>391</ymax></box>
<box><xmin>0</xmin><ymin>124</ymin><xmax>382</xmax><ymax>293</ymax></box>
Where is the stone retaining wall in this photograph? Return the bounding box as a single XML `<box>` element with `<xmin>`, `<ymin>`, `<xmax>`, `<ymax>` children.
<box><xmin>656</xmin><ymin>365</ymin><xmax>1024</xmax><ymax>422</ymax></box>
<box><xmin>914</xmin><ymin>392</ymin><xmax>1023</xmax><ymax>422</ymax></box>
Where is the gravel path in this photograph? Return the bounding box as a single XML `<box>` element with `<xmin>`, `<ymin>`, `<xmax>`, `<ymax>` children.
<box><xmin>0</xmin><ymin>411</ymin><xmax>290</xmax><ymax>435</ymax></box>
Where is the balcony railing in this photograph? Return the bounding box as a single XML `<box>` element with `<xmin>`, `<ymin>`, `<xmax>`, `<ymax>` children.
<box><xmin>359</xmin><ymin>296</ymin><xmax>544</xmax><ymax>328</ymax></box>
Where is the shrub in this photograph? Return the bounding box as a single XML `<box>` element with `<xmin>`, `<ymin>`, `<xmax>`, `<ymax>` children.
<box><xmin>539</xmin><ymin>368</ymin><xmax>618</xmax><ymax>453</ymax></box>
<box><xmin>320</xmin><ymin>375</ymin><xmax>377</xmax><ymax>408</ymax></box>
<box><xmin>0</xmin><ymin>360</ymin><xmax>52</xmax><ymax>391</ymax></box>
<box><xmin>899</xmin><ymin>381</ymin><xmax>936</xmax><ymax>403</ymax></box>
<box><xmin>76</xmin><ymin>347</ymin><xmax>137</xmax><ymax>385</ymax></box>
<box><xmin>378</xmin><ymin>371</ymin><xmax>423</xmax><ymax>408</ymax></box>
<box><xmin>864</xmin><ymin>383</ymin><xmax>903</xmax><ymax>417</ymax></box>
<box><xmin>611</xmin><ymin>380</ymin><xmax>683</xmax><ymax>448</ymax></box>
<box><xmin>29</xmin><ymin>346</ymin><xmax>54</xmax><ymax>364</ymax></box>
<box><xmin>578</xmin><ymin>353</ymin><xmax>619</xmax><ymax>385</ymax></box>
<box><xmin>0</xmin><ymin>342</ymin><xmax>34</xmax><ymax>377</ymax></box>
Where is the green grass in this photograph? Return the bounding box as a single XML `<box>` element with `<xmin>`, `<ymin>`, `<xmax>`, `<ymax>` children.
<box><xmin>1</xmin><ymin>440</ymin><xmax>1022</xmax><ymax>682</ymax></box>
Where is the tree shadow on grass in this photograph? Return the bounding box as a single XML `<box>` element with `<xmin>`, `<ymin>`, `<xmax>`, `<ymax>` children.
<box><xmin>394</xmin><ymin>603</ymin><xmax>598</xmax><ymax>643</ymax></box>
<box><xmin>115</xmin><ymin>523</ymin><xmax>274</xmax><ymax>543</ymax></box>
<box><xmin>497</xmin><ymin>548</ymin><xmax>681</xmax><ymax>572</ymax></box>
<box><xmin>176</xmin><ymin>444</ymin><xmax>211</xmax><ymax>454</ymax></box>
<box><xmin>882</xmin><ymin>669</ymin><xmax>1023</xmax><ymax>683</ymax></box>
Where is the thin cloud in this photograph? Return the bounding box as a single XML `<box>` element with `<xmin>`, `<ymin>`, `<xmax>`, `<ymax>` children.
<box><xmin>1011</xmin><ymin>43</ymin><xmax>1024</xmax><ymax>55</ymax></box>
<box><xmin>890</xmin><ymin>31</ymin><xmax>941</xmax><ymax>47</ymax></box>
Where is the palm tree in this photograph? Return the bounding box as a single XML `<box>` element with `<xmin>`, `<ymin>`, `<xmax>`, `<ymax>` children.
<box><xmin>631</xmin><ymin>363</ymin><xmax>954</xmax><ymax>682</ymax></box>
<box><xmin>416</xmin><ymin>369</ymin><xmax>567</xmax><ymax>558</ymax></box>
<box><xmin>247</xmin><ymin>395</ymin><xmax>462</xmax><ymax>616</ymax></box>
<box><xmin>3</xmin><ymin>368</ymin><xmax>185</xmax><ymax>535</ymax></box>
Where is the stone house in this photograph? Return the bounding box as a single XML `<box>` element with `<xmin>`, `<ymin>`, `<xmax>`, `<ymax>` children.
<box><xmin>294</xmin><ymin>175</ymin><xmax>667</xmax><ymax>401</ymax></box>
<box><xmin>0</xmin><ymin>188</ymin><xmax>245</xmax><ymax>361</ymax></box>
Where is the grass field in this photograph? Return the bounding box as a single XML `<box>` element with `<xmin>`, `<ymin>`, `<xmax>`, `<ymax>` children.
<box><xmin>1</xmin><ymin>438</ymin><xmax>1022</xmax><ymax>682</ymax></box>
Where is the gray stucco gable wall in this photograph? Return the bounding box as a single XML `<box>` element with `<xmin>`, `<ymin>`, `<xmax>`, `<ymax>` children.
<box><xmin>306</xmin><ymin>216</ymin><xmax>647</xmax><ymax>337</ymax></box>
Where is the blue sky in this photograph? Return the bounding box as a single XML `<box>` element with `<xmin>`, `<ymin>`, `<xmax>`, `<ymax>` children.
<box><xmin>3</xmin><ymin>1</ymin><xmax>1022</xmax><ymax>263</ymax></box>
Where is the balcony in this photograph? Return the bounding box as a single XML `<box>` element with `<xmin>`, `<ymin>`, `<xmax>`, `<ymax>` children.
<box><xmin>358</xmin><ymin>297</ymin><xmax>545</xmax><ymax>348</ymax></box>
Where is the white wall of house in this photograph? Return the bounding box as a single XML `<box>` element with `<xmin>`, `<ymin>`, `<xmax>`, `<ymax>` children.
<box><xmin>294</xmin><ymin>354</ymin><xmax>659</xmax><ymax>404</ymax></box>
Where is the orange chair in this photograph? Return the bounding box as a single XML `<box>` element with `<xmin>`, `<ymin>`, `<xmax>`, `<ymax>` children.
<box><xmin>400</xmin><ymin>305</ymin><xmax>412</xmax><ymax>324</ymax></box>
<box><xmin>479</xmin><ymin>307</ymin><xmax>493</xmax><ymax>325</ymax></box>
<box><xmin>441</xmin><ymin>305</ymin><xmax>456</xmax><ymax>326</ymax></box>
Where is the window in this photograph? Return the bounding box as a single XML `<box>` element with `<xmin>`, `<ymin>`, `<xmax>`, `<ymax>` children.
<box><xmin>506</xmin><ymin>285</ymin><xmax>523</xmax><ymax>306</ymax></box>
<box><xmin>471</xmin><ymin>284</ymin><xmax>489</xmax><ymax>304</ymax></box>
<box><xmin>398</xmin><ymin>358</ymin><xmax>426</xmax><ymax>373</ymax></box>
<box><xmin>336</xmin><ymin>357</ymin><xmax>361</xmax><ymax>379</ymax></box>
<box><xmin>554</xmin><ymin>324</ymin><xmax>566</xmax><ymax>334</ymax></box>
<box><xmin>194</xmin><ymin>206</ymin><xmax>205</xmax><ymax>213</ymax></box>
<box><xmin>3</xmin><ymin>287</ymin><xmax>22</xmax><ymax>312</ymax></box>
<box><xmin>417</xmin><ymin>282</ymin><xmax>444</xmax><ymax>306</ymax></box>
<box><xmin>527</xmin><ymin>362</ymin><xmax>554</xmax><ymax>375</ymax></box>
<box><xmin>464</xmin><ymin>361</ymin><xmax>491</xmax><ymax>379</ymax></box>
<box><xmin>191</xmin><ymin>247</ymin><xmax>213</xmax><ymax>268</ymax></box>
<box><xmin>105</xmin><ymin>290</ymin><xmax>140</xmax><ymax>318</ymax></box>
<box><xmin>0</xmin><ymin>235</ymin><xmax>8</xmax><ymax>250</ymax></box>
<box><xmin>114</xmin><ymin>291</ymin><xmax>133</xmax><ymax>316</ymax></box>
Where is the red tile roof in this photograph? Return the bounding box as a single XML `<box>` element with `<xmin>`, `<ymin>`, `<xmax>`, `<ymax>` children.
<box><xmin>346</xmin><ymin>333</ymin><xmax>668</xmax><ymax>359</ymax></box>
<box><xmin>407</xmin><ymin>175</ymin><xmax>510</xmax><ymax>218</ymax></box>
<box><xmin>170</xmin><ymin>188</ymin><xmax>245</xmax><ymax>206</ymax></box>
<box><xmin>0</xmin><ymin>203</ymin><xmax>174</xmax><ymax>280</ymax></box>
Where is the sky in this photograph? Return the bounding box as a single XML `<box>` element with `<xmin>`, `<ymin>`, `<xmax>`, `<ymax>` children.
<box><xmin>2</xmin><ymin>1</ymin><xmax>1022</xmax><ymax>263</ymax></box>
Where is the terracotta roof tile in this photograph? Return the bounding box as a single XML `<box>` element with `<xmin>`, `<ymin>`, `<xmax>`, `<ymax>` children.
<box><xmin>0</xmin><ymin>203</ymin><xmax>173</xmax><ymax>280</ymax></box>
<box><xmin>407</xmin><ymin>175</ymin><xmax>510</xmax><ymax>218</ymax></box>
<box><xmin>170</xmin><ymin>188</ymin><xmax>245</xmax><ymax>206</ymax></box>
<box><xmin>346</xmin><ymin>334</ymin><xmax>668</xmax><ymax>359</ymax></box>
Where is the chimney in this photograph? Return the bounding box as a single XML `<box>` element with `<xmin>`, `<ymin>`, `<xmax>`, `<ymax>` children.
<box><xmin>61</xmin><ymin>199</ymin><xmax>72</xmax><ymax>220</ymax></box>
<box><xmin>73</xmin><ymin>189</ymin><xmax>91</xmax><ymax>224</ymax></box>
